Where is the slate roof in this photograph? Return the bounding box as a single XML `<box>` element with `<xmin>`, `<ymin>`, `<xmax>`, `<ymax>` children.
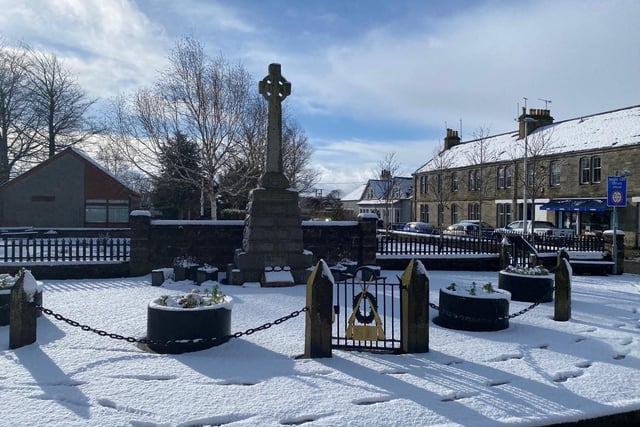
<box><xmin>416</xmin><ymin>105</ymin><xmax>640</xmax><ymax>173</ymax></box>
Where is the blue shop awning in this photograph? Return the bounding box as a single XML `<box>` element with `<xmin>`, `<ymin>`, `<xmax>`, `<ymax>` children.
<box><xmin>540</xmin><ymin>198</ymin><xmax>607</xmax><ymax>212</ymax></box>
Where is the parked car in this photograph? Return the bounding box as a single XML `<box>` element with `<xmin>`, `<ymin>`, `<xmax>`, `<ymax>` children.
<box><xmin>459</xmin><ymin>220</ymin><xmax>495</xmax><ymax>237</ymax></box>
<box><xmin>494</xmin><ymin>220</ymin><xmax>574</xmax><ymax>238</ymax></box>
<box><xmin>445</xmin><ymin>222</ymin><xmax>494</xmax><ymax>238</ymax></box>
<box><xmin>402</xmin><ymin>221</ymin><xmax>437</xmax><ymax>234</ymax></box>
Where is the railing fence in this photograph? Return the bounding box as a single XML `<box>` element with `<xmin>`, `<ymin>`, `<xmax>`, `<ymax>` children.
<box><xmin>0</xmin><ymin>237</ymin><xmax>130</xmax><ymax>263</ymax></box>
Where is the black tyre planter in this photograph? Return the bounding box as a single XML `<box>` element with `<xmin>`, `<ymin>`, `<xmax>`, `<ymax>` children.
<box><xmin>434</xmin><ymin>288</ymin><xmax>510</xmax><ymax>331</ymax></box>
<box><xmin>498</xmin><ymin>271</ymin><xmax>553</xmax><ymax>303</ymax></box>
<box><xmin>1</xmin><ymin>287</ymin><xmax>43</xmax><ymax>326</ymax></box>
<box><xmin>146</xmin><ymin>300</ymin><xmax>232</xmax><ymax>354</ymax></box>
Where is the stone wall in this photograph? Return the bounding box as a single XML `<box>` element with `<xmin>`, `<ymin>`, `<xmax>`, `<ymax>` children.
<box><xmin>129</xmin><ymin>211</ymin><xmax>378</xmax><ymax>276</ymax></box>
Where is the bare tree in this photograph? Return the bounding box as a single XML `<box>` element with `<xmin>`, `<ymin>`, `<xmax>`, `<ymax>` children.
<box><xmin>0</xmin><ymin>45</ymin><xmax>40</xmax><ymax>183</ymax></box>
<box><xmin>26</xmin><ymin>50</ymin><xmax>98</xmax><ymax>159</ymax></box>
<box><xmin>424</xmin><ymin>145</ymin><xmax>456</xmax><ymax>228</ymax></box>
<box><xmin>282</xmin><ymin>117</ymin><xmax>319</xmax><ymax>193</ymax></box>
<box><xmin>109</xmin><ymin>37</ymin><xmax>317</xmax><ymax>219</ymax></box>
<box><xmin>521</xmin><ymin>127</ymin><xmax>556</xmax><ymax>230</ymax></box>
<box><xmin>377</xmin><ymin>152</ymin><xmax>401</xmax><ymax>229</ymax></box>
<box><xmin>108</xmin><ymin>38</ymin><xmax>252</xmax><ymax>219</ymax></box>
<box><xmin>465</xmin><ymin>126</ymin><xmax>497</xmax><ymax>236</ymax></box>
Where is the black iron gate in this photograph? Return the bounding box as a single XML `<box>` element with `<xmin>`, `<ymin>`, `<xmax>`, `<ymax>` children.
<box><xmin>332</xmin><ymin>266</ymin><xmax>402</xmax><ymax>353</ymax></box>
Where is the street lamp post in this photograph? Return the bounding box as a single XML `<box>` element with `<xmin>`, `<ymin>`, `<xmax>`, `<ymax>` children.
<box><xmin>522</xmin><ymin>114</ymin><xmax>537</xmax><ymax>237</ymax></box>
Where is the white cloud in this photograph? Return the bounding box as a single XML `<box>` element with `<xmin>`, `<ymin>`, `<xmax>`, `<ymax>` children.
<box><xmin>0</xmin><ymin>0</ymin><xmax>171</xmax><ymax>98</ymax></box>
<box><xmin>294</xmin><ymin>0</ymin><xmax>640</xmax><ymax>134</ymax></box>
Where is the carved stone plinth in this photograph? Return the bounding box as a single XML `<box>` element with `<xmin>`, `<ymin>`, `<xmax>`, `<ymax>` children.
<box><xmin>232</xmin><ymin>186</ymin><xmax>312</xmax><ymax>285</ymax></box>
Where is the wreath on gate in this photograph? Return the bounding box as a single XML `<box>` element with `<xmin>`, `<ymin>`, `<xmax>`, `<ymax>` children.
<box><xmin>352</xmin><ymin>291</ymin><xmax>378</xmax><ymax>324</ymax></box>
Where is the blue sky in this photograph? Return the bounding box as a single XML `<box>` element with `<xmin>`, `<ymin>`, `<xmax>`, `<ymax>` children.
<box><xmin>1</xmin><ymin>0</ymin><xmax>639</xmax><ymax>195</ymax></box>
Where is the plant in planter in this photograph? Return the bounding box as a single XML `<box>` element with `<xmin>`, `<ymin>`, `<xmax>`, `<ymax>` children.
<box><xmin>434</xmin><ymin>282</ymin><xmax>511</xmax><ymax>331</ymax></box>
<box><xmin>173</xmin><ymin>256</ymin><xmax>200</xmax><ymax>282</ymax></box>
<box><xmin>146</xmin><ymin>285</ymin><xmax>233</xmax><ymax>354</ymax></box>
<box><xmin>498</xmin><ymin>264</ymin><xmax>554</xmax><ymax>303</ymax></box>
<box><xmin>0</xmin><ymin>270</ymin><xmax>44</xmax><ymax>326</ymax></box>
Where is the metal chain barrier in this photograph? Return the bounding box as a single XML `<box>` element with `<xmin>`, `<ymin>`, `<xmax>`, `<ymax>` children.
<box><xmin>38</xmin><ymin>306</ymin><xmax>308</xmax><ymax>348</ymax></box>
<box><xmin>428</xmin><ymin>299</ymin><xmax>543</xmax><ymax>324</ymax></box>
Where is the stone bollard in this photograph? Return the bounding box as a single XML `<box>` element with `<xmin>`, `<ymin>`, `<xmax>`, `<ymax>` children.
<box><xmin>554</xmin><ymin>249</ymin><xmax>571</xmax><ymax>321</ymax></box>
<box><xmin>401</xmin><ymin>259</ymin><xmax>429</xmax><ymax>353</ymax></box>
<box><xmin>9</xmin><ymin>271</ymin><xmax>39</xmax><ymax>349</ymax></box>
<box><xmin>499</xmin><ymin>237</ymin><xmax>511</xmax><ymax>270</ymax></box>
<box><xmin>304</xmin><ymin>260</ymin><xmax>334</xmax><ymax>358</ymax></box>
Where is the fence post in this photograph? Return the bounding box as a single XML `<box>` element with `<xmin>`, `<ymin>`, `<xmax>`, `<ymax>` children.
<box><xmin>9</xmin><ymin>271</ymin><xmax>39</xmax><ymax>349</ymax></box>
<box><xmin>304</xmin><ymin>260</ymin><xmax>333</xmax><ymax>358</ymax></box>
<box><xmin>554</xmin><ymin>249</ymin><xmax>571</xmax><ymax>321</ymax></box>
<box><xmin>357</xmin><ymin>214</ymin><xmax>378</xmax><ymax>266</ymax></box>
<box><xmin>401</xmin><ymin>259</ymin><xmax>429</xmax><ymax>353</ymax></box>
<box><xmin>129</xmin><ymin>210</ymin><xmax>152</xmax><ymax>276</ymax></box>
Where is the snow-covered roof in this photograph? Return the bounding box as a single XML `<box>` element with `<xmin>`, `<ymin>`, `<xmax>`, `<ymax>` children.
<box><xmin>416</xmin><ymin>105</ymin><xmax>640</xmax><ymax>173</ymax></box>
<box><xmin>341</xmin><ymin>184</ymin><xmax>367</xmax><ymax>201</ymax></box>
<box><xmin>344</xmin><ymin>177</ymin><xmax>413</xmax><ymax>203</ymax></box>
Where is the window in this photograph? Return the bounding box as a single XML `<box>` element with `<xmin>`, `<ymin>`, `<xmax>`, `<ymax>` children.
<box><xmin>579</xmin><ymin>156</ymin><xmax>602</xmax><ymax>184</ymax></box>
<box><xmin>420</xmin><ymin>175</ymin><xmax>429</xmax><ymax>194</ymax></box>
<box><xmin>438</xmin><ymin>205</ymin><xmax>444</xmax><ymax>226</ymax></box>
<box><xmin>550</xmin><ymin>161</ymin><xmax>561</xmax><ymax>186</ymax></box>
<box><xmin>496</xmin><ymin>203</ymin><xmax>512</xmax><ymax>227</ymax></box>
<box><xmin>591</xmin><ymin>156</ymin><xmax>601</xmax><ymax>183</ymax></box>
<box><xmin>419</xmin><ymin>204</ymin><xmax>429</xmax><ymax>223</ymax></box>
<box><xmin>467</xmin><ymin>203</ymin><xmax>480</xmax><ymax>220</ymax></box>
<box><xmin>437</xmin><ymin>174</ymin><xmax>443</xmax><ymax>193</ymax></box>
<box><xmin>580</xmin><ymin>157</ymin><xmax>591</xmax><ymax>184</ymax></box>
<box><xmin>497</xmin><ymin>167</ymin><xmax>505</xmax><ymax>188</ymax></box>
<box><xmin>468</xmin><ymin>169</ymin><xmax>480</xmax><ymax>191</ymax></box>
<box><xmin>367</xmin><ymin>187</ymin><xmax>376</xmax><ymax>199</ymax></box>
<box><xmin>505</xmin><ymin>166</ymin><xmax>512</xmax><ymax>188</ymax></box>
<box><xmin>85</xmin><ymin>199</ymin><xmax>129</xmax><ymax>224</ymax></box>
<box><xmin>451</xmin><ymin>172</ymin><xmax>459</xmax><ymax>191</ymax></box>
<box><xmin>527</xmin><ymin>165</ymin><xmax>534</xmax><ymax>187</ymax></box>
<box><xmin>451</xmin><ymin>204</ymin><xmax>459</xmax><ymax>224</ymax></box>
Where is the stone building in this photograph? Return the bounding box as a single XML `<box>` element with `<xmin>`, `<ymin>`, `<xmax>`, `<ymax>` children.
<box><xmin>342</xmin><ymin>171</ymin><xmax>413</xmax><ymax>227</ymax></box>
<box><xmin>413</xmin><ymin>105</ymin><xmax>640</xmax><ymax>247</ymax></box>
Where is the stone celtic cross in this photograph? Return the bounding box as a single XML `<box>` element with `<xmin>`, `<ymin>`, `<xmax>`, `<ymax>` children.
<box><xmin>259</xmin><ymin>63</ymin><xmax>291</xmax><ymax>188</ymax></box>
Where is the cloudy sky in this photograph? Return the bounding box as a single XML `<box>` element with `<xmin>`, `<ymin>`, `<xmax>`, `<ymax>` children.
<box><xmin>1</xmin><ymin>0</ymin><xmax>638</xmax><ymax>195</ymax></box>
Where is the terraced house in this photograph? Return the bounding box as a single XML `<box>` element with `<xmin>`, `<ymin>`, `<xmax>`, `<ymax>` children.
<box><xmin>413</xmin><ymin>105</ymin><xmax>640</xmax><ymax>248</ymax></box>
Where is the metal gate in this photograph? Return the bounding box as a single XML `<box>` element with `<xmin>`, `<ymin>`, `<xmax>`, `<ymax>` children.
<box><xmin>332</xmin><ymin>266</ymin><xmax>402</xmax><ymax>353</ymax></box>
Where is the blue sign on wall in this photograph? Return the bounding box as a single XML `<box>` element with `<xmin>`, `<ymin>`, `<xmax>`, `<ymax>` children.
<box><xmin>607</xmin><ymin>176</ymin><xmax>627</xmax><ymax>207</ymax></box>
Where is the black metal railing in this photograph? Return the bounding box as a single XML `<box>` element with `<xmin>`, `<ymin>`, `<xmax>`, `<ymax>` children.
<box><xmin>0</xmin><ymin>237</ymin><xmax>130</xmax><ymax>263</ymax></box>
<box><xmin>377</xmin><ymin>232</ymin><xmax>500</xmax><ymax>255</ymax></box>
<box><xmin>377</xmin><ymin>231</ymin><xmax>604</xmax><ymax>257</ymax></box>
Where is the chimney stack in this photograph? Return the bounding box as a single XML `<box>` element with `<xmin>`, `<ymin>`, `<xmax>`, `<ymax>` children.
<box><xmin>518</xmin><ymin>107</ymin><xmax>554</xmax><ymax>139</ymax></box>
<box><xmin>444</xmin><ymin>128</ymin><xmax>461</xmax><ymax>150</ymax></box>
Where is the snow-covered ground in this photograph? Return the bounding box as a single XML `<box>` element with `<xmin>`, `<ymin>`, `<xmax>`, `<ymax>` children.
<box><xmin>1</xmin><ymin>269</ymin><xmax>640</xmax><ymax>426</ymax></box>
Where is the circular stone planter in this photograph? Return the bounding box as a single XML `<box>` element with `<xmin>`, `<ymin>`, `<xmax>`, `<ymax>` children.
<box><xmin>498</xmin><ymin>271</ymin><xmax>553</xmax><ymax>303</ymax></box>
<box><xmin>0</xmin><ymin>284</ymin><xmax>43</xmax><ymax>327</ymax></box>
<box><xmin>434</xmin><ymin>287</ymin><xmax>511</xmax><ymax>331</ymax></box>
<box><xmin>146</xmin><ymin>297</ymin><xmax>232</xmax><ymax>354</ymax></box>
